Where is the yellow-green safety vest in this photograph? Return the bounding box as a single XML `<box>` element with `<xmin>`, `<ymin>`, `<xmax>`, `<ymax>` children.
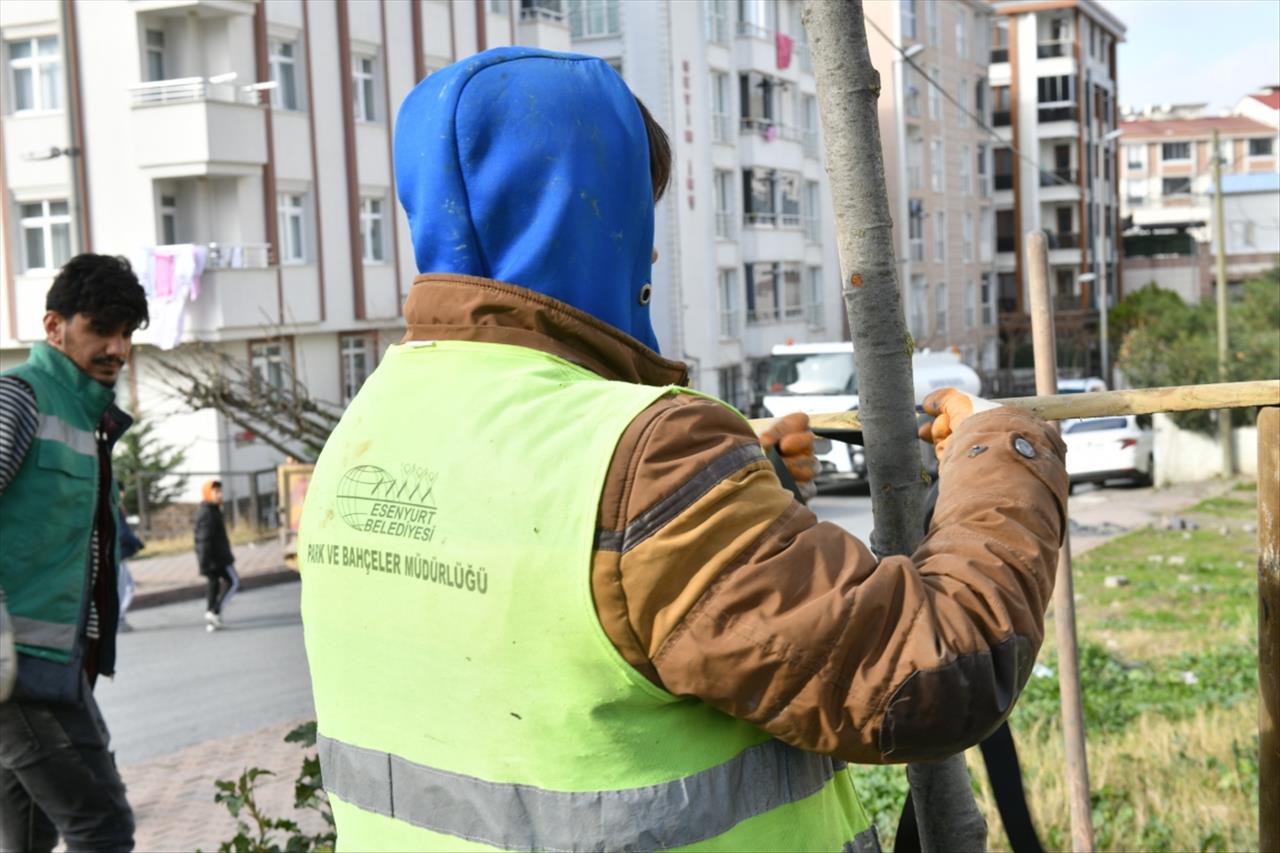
<box><xmin>299</xmin><ymin>339</ymin><xmax>875</xmax><ymax>851</ymax></box>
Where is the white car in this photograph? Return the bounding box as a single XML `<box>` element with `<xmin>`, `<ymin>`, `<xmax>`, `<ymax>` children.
<box><xmin>1061</xmin><ymin>414</ymin><xmax>1154</xmax><ymax>492</ymax></box>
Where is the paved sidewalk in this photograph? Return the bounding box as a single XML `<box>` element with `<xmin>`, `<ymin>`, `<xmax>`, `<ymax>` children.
<box><xmin>122</xmin><ymin>717</ymin><xmax>329</xmax><ymax>852</ymax></box>
<box><xmin>127</xmin><ymin>537</ymin><xmax>295</xmax><ymax>610</ymax></box>
<box><xmin>1066</xmin><ymin>478</ymin><xmax>1238</xmax><ymax>554</ymax></box>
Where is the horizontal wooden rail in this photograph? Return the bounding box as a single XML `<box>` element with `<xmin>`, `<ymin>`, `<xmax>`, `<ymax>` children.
<box><xmin>750</xmin><ymin>379</ymin><xmax>1280</xmax><ymax>434</ymax></box>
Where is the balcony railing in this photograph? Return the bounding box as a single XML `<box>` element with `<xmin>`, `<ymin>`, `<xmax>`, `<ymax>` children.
<box><xmin>519</xmin><ymin>0</ymin><xmax>564</xmax><ymax>23</ymax></box>
<box><xmin>1054</xmin><ymin>293</ymin><xmax>1085</xmax><ymax>312</ymax></box>
<box><xmin>1037</xmin><ymin>41</ymin><xmax>1069</xmax><ymax>58</ymax></box>
<box><xmin>998</xmin><ymin>296</ymin><xmax>1018</xmax><ymax>313</ymax></box>
<box><xmin>779</xmin><ymin>212</ymin><xmax>802</xmax><ymax>228</ymax></box>
<box><xmin>747</xmin><ymin>307</ymin><xmax>777</xmax><ymax>325</ymax></box>
<box><xmin>1047</xmin><ymin>231</ymin><xmax>1080</xmax><ymax>249</ymax></box>
<box><xmin>1039</xmin><ymin>168</ymin><xmax>1078</xmax><ymax>187</ymax></box>
<box><xmin>207</xmin><ymin>242</ymin><xmax>273</xmax><ymax>269</ymax></box>
<box><xmin>745</xmin><ymin>211</ymin><xmax>777</xmax><ymax>227</ymax></box>
<box><xmin>990</xmin><ymin>48</ymin><xmax>1009</xmax><ymax>63</ymax></box>
<box><xmin>993</xmin><ymin>110</ymin><xmax>1011</xmax><ymax>127</ymax></box>
<box><xmin>996</xmin><ymin>236</ymin><xmax>1016</xmax><ymax>253</ymax></box>
<box><xmin>129</xmin><ymin>76</ymin><xmax>259</xmax><ymax>107</ymax></box>
<box><xmin>1038</xmin><ymin>104</ymin><xmax>1077</xmax><ymax>122</ymax></box>
<box><xmin>711</xmin><ymin>112</ymin><xmax>732</xmax><ymax>144</ymax></box>
<box><xmin>995</xmin><ymin>174</ymin><xmax>1014</xmax><ymax>191</ymax></box>
<box><xmin>736</xmin><ymin>20</ymin><xmax>771</xmax><ymax>40</ymax></box>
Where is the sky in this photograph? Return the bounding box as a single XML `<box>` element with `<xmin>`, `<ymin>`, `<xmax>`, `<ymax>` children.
<box><xmin>1101</xmin><ymin>0</ymin><xmax>1280</xmax><ymax>113</ymax></box>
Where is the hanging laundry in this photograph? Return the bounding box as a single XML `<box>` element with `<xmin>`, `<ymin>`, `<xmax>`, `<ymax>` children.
<box><xmin>136</xmin><ymin>243</ymin><xmax>206</xmax><ymax>350</ymax></box>
<box><xmin>154</xmin><ymin>252</ymin><xmax>176</xmax><ymax>298</ymax></box>
<box><xmin>776</xmin><ymin>33</ymin><xmax>794</xmax><ymax>70</ymax></box>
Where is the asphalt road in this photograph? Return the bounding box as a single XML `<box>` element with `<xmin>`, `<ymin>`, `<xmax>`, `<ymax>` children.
<box><xmin>97</xmin><ymin>490</ymin><xmax>875</xmax><ymax>766</ymax></box>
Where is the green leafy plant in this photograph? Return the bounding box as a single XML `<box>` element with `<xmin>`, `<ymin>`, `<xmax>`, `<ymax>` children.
<box><xmin>208</xmin><ymin>722</ymin><xmax>335</xmax><ymax>853</ymax></box>
<box><xmin>113</xmin><ymin>410</ymin><xmax>189</xmax><ymax>514</ymax></box>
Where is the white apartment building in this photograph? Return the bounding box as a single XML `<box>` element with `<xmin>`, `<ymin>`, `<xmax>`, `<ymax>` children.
<box><xmin>0</xmin><ymin>0</ymin><xmax>575</xmax><ymax>513</ymax></box>
<box><xmin>987</xmin><ymin>0</ymin><xmax>1125</xmax><ymax>386</ymax></box>
<box><xmin>566</xmin><ymin>0</ymin><xmax>845</xmax><ymax>413</ymax></box>
<box><xmin>866</xmin><ymin>0</ymin><xmax>1001</xmax><ymax>377</ymax></box>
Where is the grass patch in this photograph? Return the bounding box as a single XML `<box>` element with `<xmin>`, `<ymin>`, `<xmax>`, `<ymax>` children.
<box><xmin>1232</xmin><ymin>480</ymin><xmax>1257</xmax><ymax>492</ymax></box>
<box><xmin>1190</xmin><ymin>495</ymin><xmax>1257</xmax><ymax>516</ymax></box>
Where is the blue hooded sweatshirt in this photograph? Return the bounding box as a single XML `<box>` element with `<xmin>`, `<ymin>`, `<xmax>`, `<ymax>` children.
<box><xmin>393</xmin><ymin>47</ymin><xmax>661</xmax><ymax>353</ymax></box>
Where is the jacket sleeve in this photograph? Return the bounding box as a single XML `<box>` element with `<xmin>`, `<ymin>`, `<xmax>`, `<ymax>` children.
<box><xmin>591</xmin><ymin>397</ymin><xmax>1067</xmax><ymax>764</ymax></box>
<box><xmin>0</xmin><ymin>376</ymin><xmax>38</xmax><ymax>495</ymax></box>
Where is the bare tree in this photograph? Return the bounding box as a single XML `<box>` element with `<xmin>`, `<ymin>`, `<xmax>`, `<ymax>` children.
<box><xmin>151</xmin><ymin>343</ymin><xmax>342</xmax><ymax>463</ymax></box>
<box><xmin>801</xmin><ymin>2</ymin><xmax>987</xmax><ymax>849</ymax></box>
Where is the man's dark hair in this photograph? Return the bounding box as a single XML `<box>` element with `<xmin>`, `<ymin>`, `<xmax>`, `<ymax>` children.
<box><xmin>46</xmin><ymin>253</ymin><xmax>149</xmax><ymax>334</ymax></box>
<box><xmin>635</xmin><ymin>97</ymin><xmax>671</xmax><ymax>203</ymax></box>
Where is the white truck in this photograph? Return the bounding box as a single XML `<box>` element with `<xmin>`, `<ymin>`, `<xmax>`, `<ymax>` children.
<box><xmin>760</xmin><ymin>342</ymin><xmax>982</xmax><ymax>485</ymax></box>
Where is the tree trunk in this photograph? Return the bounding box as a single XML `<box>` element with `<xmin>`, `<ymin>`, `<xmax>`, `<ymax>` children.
<box><xmin>801</xmin><ymin>2</ymin><xmax>987</xmax><ymax>850</ymax></box>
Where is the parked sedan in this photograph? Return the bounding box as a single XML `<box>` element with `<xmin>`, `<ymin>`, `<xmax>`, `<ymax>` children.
<box><xmin>1062</xmin><ymin>415</ymin><xmax>1155</xmax><ymax>492</ymax></box>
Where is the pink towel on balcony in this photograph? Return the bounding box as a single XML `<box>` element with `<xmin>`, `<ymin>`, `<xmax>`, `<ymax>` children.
<box><xmin>153</xmin><ymin>253</ymin><xmax>175</xmax><ymax>299</ymax></box>
<box><xmin>776</xmin><ymin>33</ymin><xmax>794</xmax><ymax>70</ymax></box>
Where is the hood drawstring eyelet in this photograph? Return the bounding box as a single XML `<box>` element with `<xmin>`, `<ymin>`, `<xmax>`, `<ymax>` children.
<box><xmin>638</xmin><ymin>283</ymin><xmax>652</xmax><ymax>305</ymax></box>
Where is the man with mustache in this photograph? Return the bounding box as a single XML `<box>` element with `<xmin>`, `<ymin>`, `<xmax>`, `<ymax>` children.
<box><xmin>0</xmin><ymin>253</ymin><xmax>148</xmax><ymax>852</ymax></box>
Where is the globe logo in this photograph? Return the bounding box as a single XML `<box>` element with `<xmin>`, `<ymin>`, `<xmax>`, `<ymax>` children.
<box><xmin>336</xmin><ymin>465</ymin><xmax>399</xmax><ymax>530</ymax></box>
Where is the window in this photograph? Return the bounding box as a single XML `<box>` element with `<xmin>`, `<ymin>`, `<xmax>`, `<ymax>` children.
<box><xmin>1249</xmin><ymin>137</ymin><xmax>1274</xmax><ymax>157</ymax></box>
<box><xmin>1217</xmin><ymin>137</ymin><xmax>1232</xmax><ymax>168</ymax></box>
<box><xmin>352</xmin><ymin>54</ymin><xmax>376</xmax><ymax>122</ymax></box>
<box><xmin>994</xmin><ymin>146</ymin><xmax>1014</xmax><ymax>190</ymax></box>
<box><xmin>714</xmin><ymin>170</ymin><xmax>734</xmax><ymax>238</ymax></box>
<box><xmin>805</xmin><ymin>266</ymin><xmax>824</xmax><ymax>328</ymax></box>
<box><xmin>981</xmin><ymin>273</ymin><xmax>996</xmax><ymax>324</ymax></box>
<box><xmin>964</xmin><ymin>279</ymin><xmax>976</xmax><ymax>329</ymax></box>
<box><xmin>1161</xmin><ymin>177</ymin><xmax>1191</xmax><ymax>196</ymax></box>
<box><xmin>1037</xmin><ymin>75</ymin><xmax>1074</xmax><ymax>104</ymax></box>
<box><xmin>743</xmin><ymin>168</ymin><xmax>775</xmax><ymax>226</ymax></box>
<box><xmin>992</xmin><ymin>84</ymin><xmax>1011</xmax><ymax>126</ymax></box>
<box><xmin>704</xmin><ymin>0</ymin><xmax>729</xmax><ymax>44</ymax></box>
<box><xmin>930</xmin><ymin>139</ymin><xmax>944</xmax><ymax>191</ymax></box>
<box><xmin>737</xmin><ymin>0</ymin><xmax>775</xmax><ymax>36</ymax></box>
<box><xmin>956</xmin><ymin>78</ymin><xmax>969</xmax><ymax>127</ymax></box>
<box><xmin>488</xmin><ymin>0</ymin><xmax>506</xmax><ymax>12</ymax></box>
<box><xmin>962</xmin><ymin>212</ymin><xmax>973</xmax><ymax>262</ymax></box>
<box><xmin>934</xmin><ymin>282</ymin><xmax>948</xmax><ymax>337</ymax></box>
<box><xmin>250</xmin><ymin>341</ymin><xmax>288</xmax><ymax>391</ymax></box>
<box><xmin>991</xmin><ymin>18</ymin><xmax>1009</xmax><ymax>62</ymax></box>
<box><xmin>801</xmin><ymin>94</ymin><xmax>818</xmax><ymax>157</ymax></box>
<box><xmin>745</xmin><ymin>262</ymin><xmax>777</xmax><ymax>323</ymax></box>
<box><xmin>803</xmin><ymin>180</ymin><xmax>820</xmax><ymax>242</ymax></box>
<box><xmin>718</xmin><ymin>268</ymin><xmax>740</xmax><ymax>338</ymax></box>
<box><xmin>360</xmin><ymin>197</ymin><xmax>385</xmax><ymax>262</ymax></box>
<box><xmin>277</xmin><ymin>193</ymin><xmax>306</xmax><ymax>264</ymax></box>
<box><xmin>977</xmin><ymin>144</ymin><xmax>990</xmax><ymax>195</ymax></box>
<box><xmin>1229</xmin><ymin>219</ymin><xmax>1257</xmax><ymax>249</ymax></box>
<box><xmin>907</xmin><ymin>136</ymin><xmax>924</xmax><ymax>190</ymax></box>
<box><xmin>973</xmin><ymin>79</ymin><xmax>986</xmax><ymax>125</ymax></box>
<box><xmin>1125</xmin><ymin>143</ymin><xmax>1146</xmax><ymax>170</ymax></box>
<box><xmin>8</xmin><ymin>36</ymin><xmax>61</xmax><ymax>113</ymax></box>
<box><xmin>908</xmin><ymin>200</ymin><xmax>924</xmax><ymax>261</ymax></box>
<box><xmin>933</xmin><ymin>211</ymin><xmax>945</xmax><ymax>261</ymax></box>
<box><xmin>1161</xmin><ymin>141</ymin><xmax>1191</xmax><ymax>162</ymax></box>
<box><xmin>717</xmin><ymin>365</ymin><xmax>745</xmax><ymax>412</ymax></box>
<box><xmin>270</xmin><ymin>40</ymin><xmax>300</xmax><ymax>111</ymax></box>
<box><xmin>1125</xmin><ymin>179</ymin><xmax>1145</xmax><ymax>204</ymax></box>
<box><xmin>954</xmin><ymin>9</ymin><xmax>967</xmax><ymax>57</ymax></box>
<box><xmin>739</xmin><ymin>71</ymin><xmax>778</xmax><ymax>129</ymax></box>
<box><xmin>959</xmin><ymin>144</ymin><xmax>972</xmax><ymax>194</ymax></box>
<box><xmin>925</xmin><ymin>0</ymin><xmax>939</xmax><ymax>46</ymax></box>
<box><xmin>980</xmin><ymin>208</ymin><xmax>993</xmax><ymax>261</ymax></box>
<box><xmin>145</xmin><ymin>29</ymin><xmax>165</xmax><ymax>82</ymax></box>
<box><xmin>996</xmin><ymin>208</ymin><xmax>1015</xmax><ymax>252</ymax></box>
<box><xmin>904</xmin><ymin>64</ymin><xmax>922</xmax><ymax>118</ymax></box>
<box><xmin>779</xmin><ymin>174</ymin><xmax>800</xmax><ymax>227</ymax></box>
<box><xmin>782</xmin><ymin>265</ymin><xmax>803</xmax><ymax>319</ymax></box>
<box><xmin>568</xmin><ymin>0</ymin><xmax>620</xmax><ymax>38</ymax></box>
<box><xmin>160</xmin><ymin>194</ymin><xmax>178</xmax><ymax>245</ymax></box>
<box><xmin>340</xmin><ymin>334</ymin><xmax>375</xmax><ymax>403</ymax></box>
<box><xmin>928</xmin><ymin>67</ymin><xmax>942</xmax><ymax>120</ymax></box>
<box><xmin>710</xmin><ymin>72</ymin><xmax>731</xmax><ymax>143</ymax></box>
<box><xmin>909</xmin><ymin>275</ymin><xmax>928</xmax><ymax>339</ymax></box>
<box><xmin>902</xmin><ymin>0</ymin><xmax>917</xmax><ymax>40</ymax></box>
<box><xmin>19</xmin><ymin>199</ymin><xmax>71</xmax><ymax>272</ymax></box>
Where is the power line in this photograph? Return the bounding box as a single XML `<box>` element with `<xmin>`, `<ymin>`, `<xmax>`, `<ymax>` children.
<box><xmin>862</xmin><ymin>14</ymin><xmax>1084</xmax><ymax>190</ymax></box>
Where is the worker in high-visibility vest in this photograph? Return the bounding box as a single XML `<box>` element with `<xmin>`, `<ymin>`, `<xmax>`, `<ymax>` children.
<box><xmin>298</xmin><ymin>46</ymin><xmax>1068</xmax><ymax>852</ymax></box>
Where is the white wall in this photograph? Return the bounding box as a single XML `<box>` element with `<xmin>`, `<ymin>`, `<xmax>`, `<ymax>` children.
<box><xmin>1152</xmin><ymin>412</ymin><xmax>1259</xmax><ymax>486</ymax></box>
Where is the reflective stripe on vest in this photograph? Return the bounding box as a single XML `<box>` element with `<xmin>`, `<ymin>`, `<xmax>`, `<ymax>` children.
<box><xmin>11</xmin><ymin>615</ymin><xmax>77</xmax><ymax>649</ymax></box>
<box><xmin>319</xmin><ymin>733</ymin><xmax>849</xmax><ymax>851</ymax></box>
<box><xmin>35</xmin><ymin>413</ymin><xmax>97</xmax><ymax>457</ymax></box>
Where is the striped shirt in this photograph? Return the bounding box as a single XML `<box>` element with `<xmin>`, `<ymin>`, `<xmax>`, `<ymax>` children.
<box><xmin>0</xmin><ymin>375</ymin><xmax>102</xmax><ymax>641</ymax></box>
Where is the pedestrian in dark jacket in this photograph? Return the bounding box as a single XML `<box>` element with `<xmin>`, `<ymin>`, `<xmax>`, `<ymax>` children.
<box><xmin>194</xmin><ymin>480</ymin><xmax>238</xmax><ymax>631</ymax></box>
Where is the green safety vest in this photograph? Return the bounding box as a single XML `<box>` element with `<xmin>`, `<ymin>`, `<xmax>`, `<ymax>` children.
<box><xmin>300</xmin><ymin>339</ymin><xmax>875</xmax><ymax>852</ymax></box>
<box><xmin>0</xmin><ymin>342</ymin><xmax>118</xmax><ymax>665</ymax></box>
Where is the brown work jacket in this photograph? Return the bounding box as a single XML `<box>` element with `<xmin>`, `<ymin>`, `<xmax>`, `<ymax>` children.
<box><xmin>403</xmin><ymin>274</ymin><xmax>1068</xmax><ymax>764</ymax></box>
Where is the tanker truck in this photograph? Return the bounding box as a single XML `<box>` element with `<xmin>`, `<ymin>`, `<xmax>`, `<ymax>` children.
<box><xmin>760</xmin><ymin>342</ymin><xmax>981</xmax><ymax>486</ymax></box>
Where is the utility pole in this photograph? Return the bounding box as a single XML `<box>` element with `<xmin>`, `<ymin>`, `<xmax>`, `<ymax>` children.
<box><xmin>1212</xmin><ymin>129</ymin><xmax>1233</xmax><ymax>476</ymax></box>
<box><xmin>801</xmin><ymin>3</ymin><xmax>986</xmax><ymax>850</ymax></box>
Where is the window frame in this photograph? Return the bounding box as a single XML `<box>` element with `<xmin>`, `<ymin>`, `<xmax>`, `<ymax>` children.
<box><xmin>1160</xmin><ymin>141</ymin><xmax>1191</xmax><ymax>162</ymax></box>
<box><xmin>145</xmin><ymin>28</ymin><xmax>166</xmax><ymax>82</ymax></box>
<box><xmin>718</xmin><ymin>267</ymin><xmax>740</xmax><ymax>339</ymax></box>
<box><xmin>934</xmin><ymin>282</ymin><xmax>948</xmax><ymax>337</ymax></box>
<box><xmin>930</xmin><ymin>138</ymin><xmax>944</xmax><ymax>192</ymax></box>
<box><xmin>1248</xmin><ymin>137</ymin><xmax>1274</xmax><ymax>158</ymax></box>
<box><xmin>1161</xmin><ymin>176</ymin><xmax>1191</xmax><ymax>197</ymax></box>
<box><xmin>248</xmin><ymin>338</ymin><xmax>293</xmax><ymax>393</ymax></box>
<box><xmin>7</xmin><ymin>35</ymin><xmax>62</xmax><ymax>114</ymax></box>
<box><xmin>933</xmin><ymin>210</ymin><xmax>945</xmax><ymax>262</ymax></box>
<box><xmin>277</xmin><ymin>192</ymin><xmax>307</xmax><ymax>265</ymax></box>
<box><xmin>339</xmin><ymin>332</ymin><xmax>378</xmax><ymax>404</ymax></box>
<box><xmin>359</xmin><ymin>196</ymin><xmax>386</xmax><ymax>263</ymax></box>
<box><xmin>901</xmin><ymin>0</ymin><xmax>917</xmax><ymax>40</ymax></box>
<box><xmin>19</xmin><ymin>198</ymin><xmax>72</xmax><ymax>272</ymax></box>
<box><xmin>352</xmin><ymin>53</ymin><xmax>376</xmax><ymax>123</ymax></box>
<box><xmin>714</xmin><ymin>169</ymin><xmax>735</xmax><ymax>239</ymax></box>
<box><xmin>569</xmin><ymin>0</ymin><xmax>621</xmax><ymax>39</ymax></box>
<box><xmin>269</xmin><ymin>38</ymin><xmax>301</xmax><ymax>111</ymax></box>
<box><xmin>159</xmin><ymin>193</ymin><xmax>178</xmax><ymax>246</ymax></box>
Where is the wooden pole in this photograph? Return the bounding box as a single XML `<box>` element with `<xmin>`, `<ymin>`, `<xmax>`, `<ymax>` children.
<box><xmin>1213</xmin><ymin>129</ymin><xmax>1233</xmax><ymax>477</ymax></box>
<box><xmin>800</xmin><ymin>2</ymin><xmax>985</xmax><ymax>848</ymax></box>
<box><xmin>783</xmin><ymin>379</ymin><xmax>1280</xmax><ymax>435</ymax></box>
<box><xmin>1258</xmin><ymin>407</ymin><xmax>1279</xmax><ymax>852</ymax></box>
<box><xmin>1027</xmin><ymin>231</ymin><xmax>1095</xmax><ymax>853</ymax></box>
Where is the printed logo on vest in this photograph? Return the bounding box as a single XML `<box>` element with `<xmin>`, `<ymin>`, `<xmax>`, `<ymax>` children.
<box><xmin>335</xmin><ymin>464</ymin><xmax>438</xmax><ymax>543</ymax></box>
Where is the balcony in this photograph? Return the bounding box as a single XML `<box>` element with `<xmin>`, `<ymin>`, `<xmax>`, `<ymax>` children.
<box><xmin>129</xmin><ymin>78</ymin><xmax>266</xmax><ymax>176</ymax></box>
<box><xmin>1038</xmin><ymin>105</ymin><xmax>1077</xmax><ymax>123</ymax></box>
<box><xmin>130</xmin><ymin>0</ymin><xmax>255</xmax><ymax>17</ymax></box>
<box><xmin>993</xmin><ymin>110</ymin><xmax>1011</xmax><ymax>127</ymax></box>
<box><xmin>1039</xmin><ymin>168</ymin><xmax>1077</xmax><ymax>187</ymax></box>
<box><xmin>990</xmin><ymin>48</ymin><xmax>1009</xmax><ymax>63</ymax></box>
<box><xmin>994</xmin><ymin>174</ymin><xmax>1014</xmax><ymax>191</ymax></box>
<box><xmin>1037</xmin><ymin>41</ymin><xmax>1070</xmax><ymax>59</ymax></box>
<box><xmin>736</xmin><ymin>20</ymin><xmax>772</xmax><ymax>40</ymax></box>
<box><xmin>996</xmin><ymin>236</ymin><xmax>1016</xmax><ymax>253</ymax></box>
<box><xmin>519</xmin><ymin>0</ymin><xmax>564</xmax><ymax>22</ymax></box>
<box><xmin>1046</xmin><ymin>231</ymin><xmax>1080</xmax><ymax>249</ymax></box>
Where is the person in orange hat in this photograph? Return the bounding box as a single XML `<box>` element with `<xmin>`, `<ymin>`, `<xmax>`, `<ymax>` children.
<box><xmin>194</xmin><ymin>480</ymin><xmax>238</xmax><ymax>631</ymax></box>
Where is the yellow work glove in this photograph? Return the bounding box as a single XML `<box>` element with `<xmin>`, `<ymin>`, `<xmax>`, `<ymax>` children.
<box><xmin>756</xmin><ymin>412</ymin><xmax>819</xmax><ymax>487</ymax></box>
<box><xmin>917</xmin><ymin>387</ymin><xmax>1001</xmax><ymax>460</ymax></box>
